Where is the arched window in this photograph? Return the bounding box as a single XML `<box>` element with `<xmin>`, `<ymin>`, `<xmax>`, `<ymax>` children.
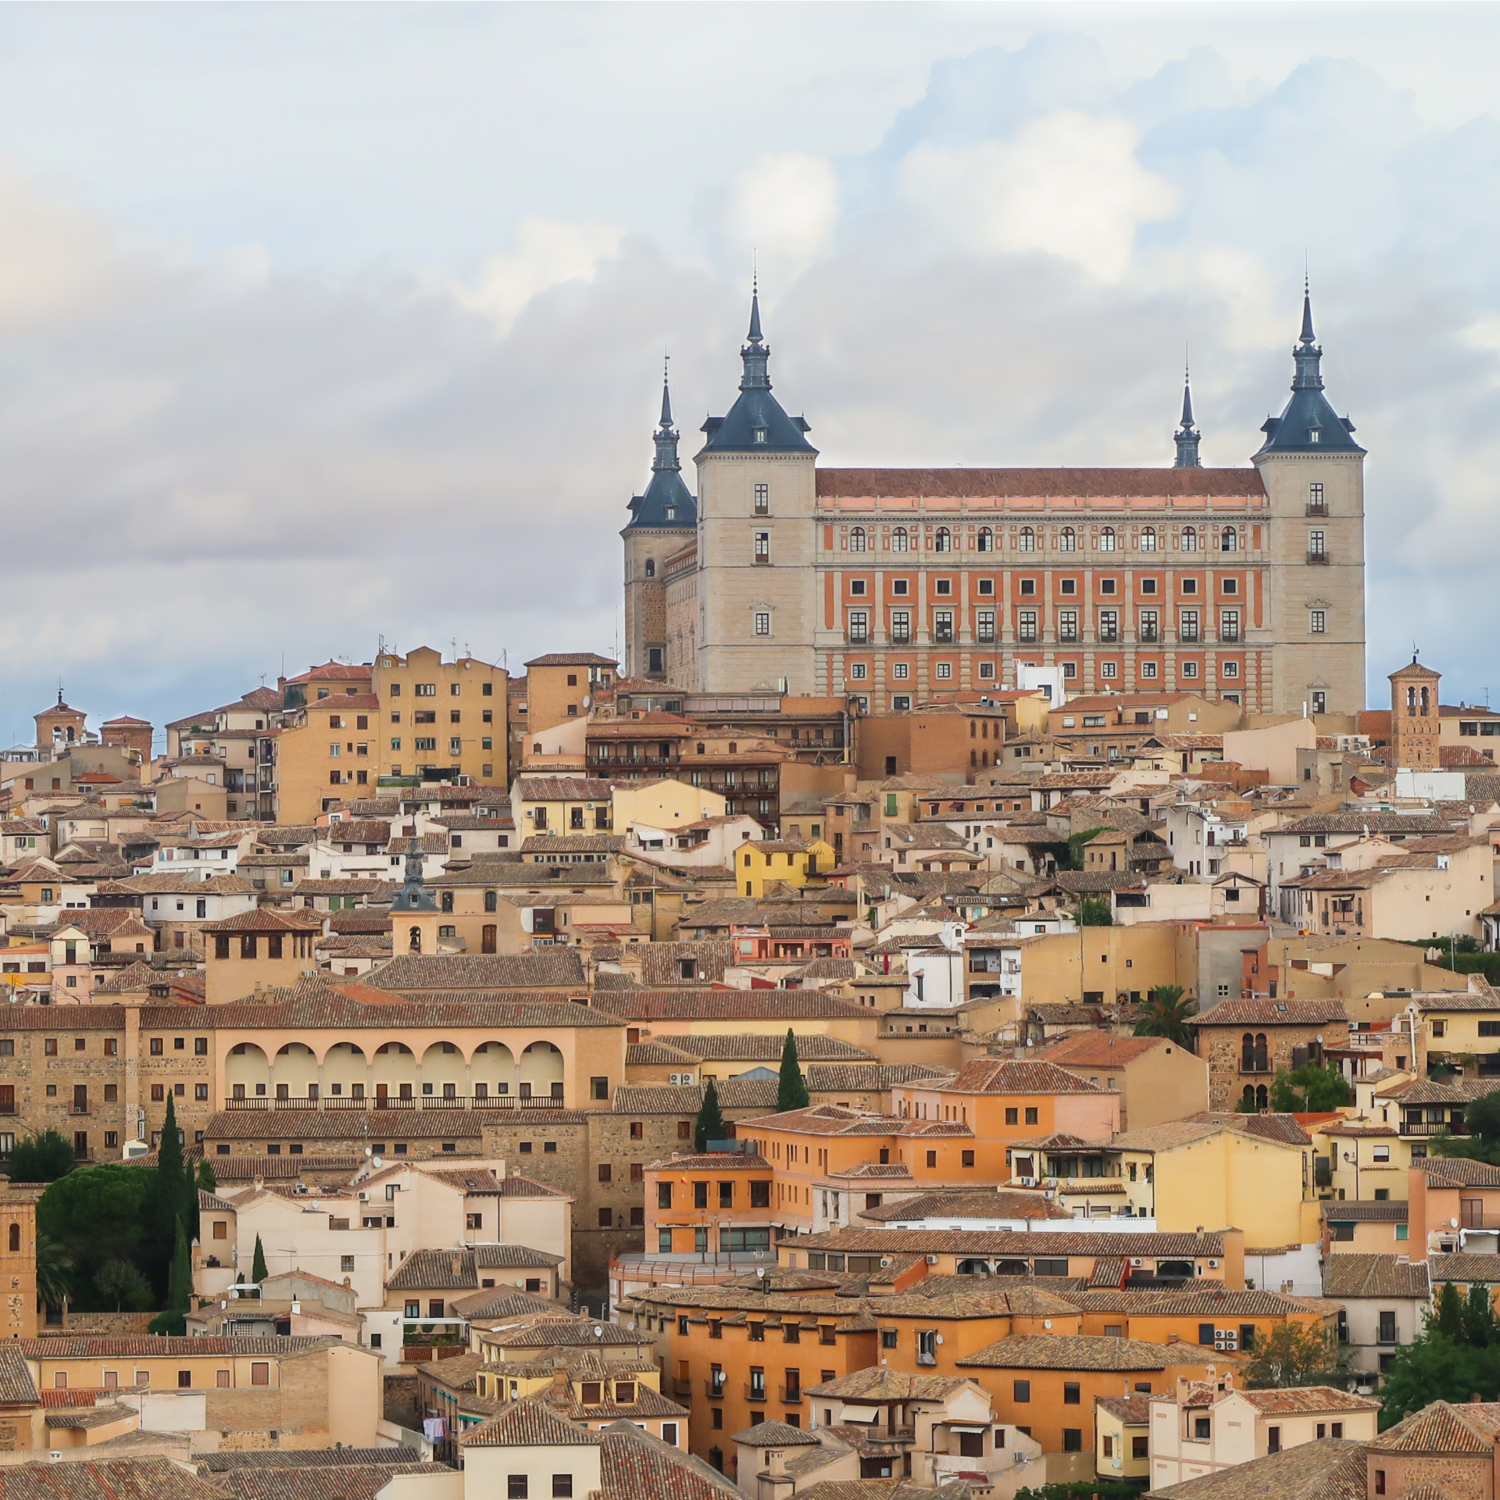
<box><xmin>643</xmin><ymin>558</ymin><xmax>656</xmax><ymax>578</ymax></box>
<box><xmin>7</xmin><ymin>1224</ymin><xmax>17</xmax><ymax>1253</ymax></box>
<box><xmin>976</xmin><ymin>527</ymin><xmax>993</xmax><ymax>552</ymax></box>
<box><xmin>891</xmin><ymin>527</ymin><xmax>909</xmax><ymax>553</ymax></box>
<box><xmin>1059</xmin><ymin>527</ymin><xmax>1076</xmax><ymax>553</ymax></box>
<box><xmin>1140</xmin><ymin>526</ymin><xmax>1157</xmax><ymax>552</ymax></box>
<box><xmin>1019</xmin><ymin>526</ymin><xmax>1035</xmax><ymax>553</ymax></box>
<box><xmin>849</xmin><ymin>526</ymin><xmax>866</xmax><ymax>553</ymax></box>
<box><xmin>1241</xmin><ymin>1033</ymin><xmax>1255</xmax><ymax>1071</ymax></box>
<box><xmin>934</xmin><ymin>527</ymin><xmax>951</xmax><ymax>553</ymax></box>
<box><xmin>1181</xmin><ymin>528</ymin><xmax>1198</xmax><ymax>552</ymax></box>
<box><xmin>1221</xmin><ymin>527</ymin><xmax>1238</xmax><ymax>552</ymax></box>
<box><xmin>440</xmin><ymin>891</ymin><xmax>453</xmax><ymax>913</ymax></box>
<box><xmin>1099</xmin><ymin>527</ymin><xmax>1117</xmax><ymax>552</ymax></box>
<box><xmin>484</xmin><ymin>890</ymin><xmax>497</xmax><ymax>912</ymax></box>
<box><xmin>408</xmin><ymin>926</ymin><xmax>422</xmax><ymax>953</ymax></box>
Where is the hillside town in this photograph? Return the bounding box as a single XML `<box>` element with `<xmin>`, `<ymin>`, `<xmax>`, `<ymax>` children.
<box><xmin>0</xmin><ymin>622</ymin><xmax>1495</xmax><ymax>1500</ymax></box>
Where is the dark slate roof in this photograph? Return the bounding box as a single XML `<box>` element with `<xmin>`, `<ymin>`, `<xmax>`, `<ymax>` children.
<box><xmin>699</xmin><ymin>292</ymin><xmax>816</xmax><ymax>456</ymax></box>
<box><xmin>1254</xmin><ymin>291</ymin><xmax>1364</xmax><ymax>457</ymax></box>
<box><xmin>625</xmin><ymin>375</ymin><xmax>697</xmax><ymax>532</ymax></box>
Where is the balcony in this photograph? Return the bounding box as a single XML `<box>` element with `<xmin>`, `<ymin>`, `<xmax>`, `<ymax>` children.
<box><xmin>1306</xmin><ymin>501</ymin><xmax>1329</xmax><ymax>517</ymax></box>
<box><xmin>1098</xmin><ymin>627</ymin><xmax>1119</xmax><ymax>644</ymax></box>
<box><xmin>778</xmin><ymin>1386</ymin><xmax>803</xmax><ymax>1404</ymax></box>
<box><xmin>671</xmin><ymin>1380</ymin><xmax>693</xmax><ymax>1399</ymax></box>
<box><xmin>1239</xmin><ymin>1058</ymin><xmax>1271</xmax><ymax>1075</ymax></box>
<box><xmin>1180</xmin><ymin>628</ymin><xmax>1201</xmax><ymax>644</ymax></box>
<box><xmin>745</xmin><ymin>1384</ymin><xmax>768</xmax><ymax>1402</ymax></box>
<box><xmin>1057</xmin><ymin>628</ymin><xmax>1079</xmax><ymax>644</ymax></box>
<box><xmin>933</xmin><ymin>627</ymin><xmax>955</xmax><ymax>644</ymax></box>
<box><xmin>1344</xmin><ymin>1030</ymin><xmax>1391</xmax><ymax>1050</ymax></box>
<box><xmin>1139</xmin><ymin>626</ymin><xmax>1159</xmax><ymax>643</ymax></box>
<box><xmin>1220</xmin><ymin>628</ymin><xmax>1241</xmax><ymax>644</ymax></box>
<box><xmin>1307</xmin><ymin>551</ymin><xmax>1330</xmax><ymax>565</ymax></box>
<box><xmin>847</xmin><ymin>631</ymin><xmax>869</xmax><ymax>646</ymax></box>
<box><xmin>705</xmin><ymin>1380</ymin><xmax>727</xmax><ymax>1399</ymax></box>
<box><xmin>1459</xmin><ymin>1213</ymin><xmax>1500</xmax><ymax>1231</ymax></box>
<box><xmin>223</xmin><ymin>1094</ymin><xmax>565</xmax><ymax>1112</ymax></box>
<box><xmin>1402</xmin><ymin>1120</ymin><xmax>1468</xmax><ymax>1137</ymax></box>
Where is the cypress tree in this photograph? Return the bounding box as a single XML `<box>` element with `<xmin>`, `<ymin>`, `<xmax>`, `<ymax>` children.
<box><xmin>251</xmin><ymin>1233</ymin><xmax>269</xmax><ymax>1295</ymax></box>
<box><xmin>1465</xmin><ymin>1283</ymin><xmax>1498</xmax><ymax>1348</ymax></box>
<box><xmin>694</xmin><ymin>1079</ymin><xmax>727</xmax><ymax>1153</ymax></box>
<box><xmin>166</xmin><ymin>1220</ymin><xmax>191</xmax><ymax>1311</ymax></box>
<box><xmin>776</xmin><ymin>1029</ymin><xmax>809</xmax><ymax>1114</ymax></box>
<box><xmin>1436</xmin><ymin>1279</ymin><xmax>1465</xmax><ymax>1340</ymax></box>
<box><xmin>195</xmin><ymin>1159</ymin><xmax>217</xmax><ymax>1195</ymax></box>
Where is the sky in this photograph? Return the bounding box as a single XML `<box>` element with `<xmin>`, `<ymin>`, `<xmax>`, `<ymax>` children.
<box><xmin>1</xmin><ymin>2</ymin><xmax>1499</xmax><ymax>739</ymax></box>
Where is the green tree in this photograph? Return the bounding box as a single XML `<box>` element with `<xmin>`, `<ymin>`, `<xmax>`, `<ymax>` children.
<box><xmin>152</xmin><ymin>1093</ymin><xmax>198</xmax><ymax>1246</ymax></box>
<box><xmin>694</xmin><ymin>1079</ymin><xmax>727</xmax><ymax>1153</ymax></box>
<box><xmin>195</xmin><ymin>1159</ymin><xmax>217</xmax><ymax>1195</ymax></box>
<box><xmin>1465</xmin><ymin>1283</ymin><xmax>1498</xmax><ymax>1349</ymax></box>
<box><xmin>1379</xmin><ymin>1333</ymin><xmax>1500</xmax><ymax>1428</ymax></box>
<box><xmin>1243</xmin><ymin>1322</ymin><xmax>1346</xmax><ymax>1388</ymax></box>
<box><xmin>251</xmin><ymin>1233</ymin><xmax>269</xmax><ymax>1292</ymax></box>
<box><xmin>38</xmin><ymin>1163</ymin><xmax>152</xmax><ymax>1299</ymax></box>
<box><xmin>8</xmin><ymin>1129</ymin><xmax>75</xmax><ymax>1184</ymax></box>
<box><xmin>1133</xmin><ymin>985</ymin><xmax>1196</xmax><ymax>1051</ymax></box>
<box><xmin>94</xmin><ymin>1259</ymin><xmax>153</xmax><ymax>1313</ymax></box>
<box><xmin>1463</xmin><ymin>1090</ymin><xmax>1500</xmax><ymax>1146</ymax></box>
<box><xmin>1075</xmin><ymin>894</ymin><xmax>1113</xmax><ymax>927</ymax></box>
<box><xmin>776</xmin><ymin>1029</ymin><xmax>809</xmax><ymax>1114</ymax></box>
<box><xmin>34</xmin><ymin>1234</ymin><xmax>72</xmax><ymax>1310</ymax></box>
<box><xmin>1436</xmin><ymin>1280</ymin><xmax>1465</xmax><ymax>1340</ymax></box>
<box><xmin>1065</xmin><ymin>827</ymin><xmax>1108</xmax><ymax>871</ymax></box>
<box><xmin>1269</xmin><ymin>1063</ymin><xmax>1352</xmax><ymax>1114</ymax></box>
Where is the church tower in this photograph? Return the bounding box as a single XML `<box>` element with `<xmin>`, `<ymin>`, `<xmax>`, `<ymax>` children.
<box><xmin>1173</xmin><ymin>366</ymin><xmax>1201</xmax><ymax>468</ymax></box>
<box><xmin>694</xmin><ymin>287</ymin><xmax>819</xmax><ymax>694</ymax></box>
<box><xmin>1253</xmin><ymin>284</ymin><xmax>1367</xmax><ymax>717</ymax></box>
<box><xmin>621</xmin><ymin>367</ymin><xmax>695</xmax><ymax>681</ymax></box>
<box><xmin>1389</xmin><ymin>656</ymin><xmax>1442</xmax><ymax>770</ymax></box>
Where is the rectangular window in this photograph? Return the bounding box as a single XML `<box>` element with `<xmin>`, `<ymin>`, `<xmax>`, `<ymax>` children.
<box><xmin>1013</xmin><ymin>1380</ymin><xmax>1030</xmax><ymax>1402</ymax></box>
<box><xmin>1139</xmin><ymin>608</ymin><xmax>1159</xmax><ymax>641</ymax></box>
<box><xmin>1098</xmin><ymin>609</ymin><xmax>1118</xmax><ymax>642</ymax></box>
<box><xmin>508</xmin><ymin>1480</ymin><xmax>529</xmax><ymax>1500</ymax></box>
<box><xmin>754</xmin><ymin>532</ymin><xmax>770</xmax><ymax>563</ymax></box>
<box><xmin>1310</xmin><ymin>609</ymin><xmax>1326</xmax><ymax>633</ymax></box>
<box><xmin>250</xmin><ymin>1363</ymin><xmax>269</xmax><ymax>1386</ymax></box>
<box><xmin>755</xmin><ymin>612</ymin><xmax>770</xmax><ymax>636</ymax></box>
<box><xmin>976</xmin><ymin>609</ymin><xmax>995</xmax><ymax>642</ymax></box>
<box><xmin>1309</xmin><ymin>529</ymin><xmax>1326</xmax><ymax>556</ymax></box>
<box><xmin>890</xmin><ymin>610</ymin><xmax>911</xmax><ymax>645</ymax></box>
<box><xmin>933</xmin><ymin>609</ymin><xmax>953</xmax><ymax>643</ymax></box>
<box><xmin>847</xmin><ymin>611</ymin><xmax>868</xmax><ymax>645</ymax></box>
<box><xmin>1180</xmin><ymin>609</ymin><xmax>1200</xmax><ymax>642</ymax></box>
<box><xmin>1018</xmin><ymin>610</ymin><xmax>1037</xmax><ymax>642</ymax></box>
<box><xmin>1057</xmin><ymin>608</ymin><xmax>1078</xmax><ymax>642</ymax></box>
<box><xmin>1063</xmin><ymin>1382</ymin><xmax>1080</xmax><ymax>1404</ymax></box>
<box><xmin>754</xmin><ymin>483</ymin><xmax>769</xmax><ymax>514</ymax></box>
<box><xmin>1220</xmin><ymin>609</ymin><xmax>1240</xmax><ymax>642</ymax></box>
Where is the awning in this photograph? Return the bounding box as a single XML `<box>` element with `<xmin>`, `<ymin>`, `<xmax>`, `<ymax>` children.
<box><xmin>947</xmin><ymin>1425</ymin><xmax>988</xmax><ymax>1434</ymax></box>
<box><xmin>840</xmin><ymin>1405</ymin><xmax>880</xmax><ymax>1422</ymax></box>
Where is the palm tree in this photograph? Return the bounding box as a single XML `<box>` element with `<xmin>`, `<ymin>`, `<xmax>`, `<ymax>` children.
<box><xmin>34</xmin><ymin>1233</ymin><xmax>72</xmax><ymax>1311</ymax></box>
<box><xmin>1133</xmin><ymin>984</ymin><xmax>1197</xmax><ymax>1051</ymax></box>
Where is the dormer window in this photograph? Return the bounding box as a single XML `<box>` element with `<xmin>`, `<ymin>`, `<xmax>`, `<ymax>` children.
<box><xmin>664</xmin><ymin>507</ymin><xmax>676</xmax><ymax>521</ymax></box>
<box><xmin>1309</xmin><ymin>430</ymin><xmax>1321</xmax><ymax>443</ymax></box>
<box><xmin>754</xmin><ymin>427</ymin><xmax>768</xmax><ymax>444</ymax></box>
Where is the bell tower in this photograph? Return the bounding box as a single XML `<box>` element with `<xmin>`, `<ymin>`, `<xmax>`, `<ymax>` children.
<box><xmin>621</xmin><ymin>365</ymin><xmax>696</xmax><ymax>682</ymax></box>
<box><xmin>1389</xmin><ymin>656</ymin><xmax>1442</xmax><ymax>770</ymax></box>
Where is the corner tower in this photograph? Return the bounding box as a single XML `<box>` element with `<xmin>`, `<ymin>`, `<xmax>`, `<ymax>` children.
<box><xmin>694</xmin><ymin>286</ymin><xmax>819</xmax><ymax>694</ymax></box>
<box><xmin>1389</xmin><ymin>656</ymin><xmax>1442</xmax><ymax>770</ymax></box>
<box><xmin>621</xmin><ymin>367</ymin><xmax>696</xmax><ymax>681</ymax></box>
<box><xmin>1253</xmin><ymin>285</ymin><xmax>1366</xmax><ymax>717</ymax></box>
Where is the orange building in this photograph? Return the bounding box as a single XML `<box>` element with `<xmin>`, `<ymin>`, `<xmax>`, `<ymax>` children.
<box><xmin>646</xmin><ymin>1149</ymin><xmax>777</xmax><ymax>1257</ymax></box>
<box><xmin>739</xmin><ymin>1104</ymin><xmax>979</xmax><ymax>1232</ymax></box>
<box><xmin>956</xmin><ymin>1334</ymin><xmax>1245</xmax><ymax>1457</ymax></box>
<box><xmin>891</xmin><ymin>1060</ymin><xmax>1122</xmax><ymax>1146</ymax></box>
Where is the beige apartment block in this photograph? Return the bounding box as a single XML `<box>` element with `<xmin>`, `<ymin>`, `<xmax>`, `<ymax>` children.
<box><xmin>374</xmin><ymin>646</ymin><xmax>508</xmax><ymax>786</ymax></box>
<box><xmin>626</xmin><ymin>290</ymin><xmax>1365</xmax><ymax>715</ymax></box>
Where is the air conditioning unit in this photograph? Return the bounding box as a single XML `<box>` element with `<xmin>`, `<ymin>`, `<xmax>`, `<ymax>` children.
<box><xmin>357</xmin><ymin>1191</ymin><xmax>369</xmax><ymax>1201</ymax></box>
<box><xmin>1130</xmin><ymin>1258</ymin><xmax>1143</xmax><ymax>1267</ymax></box>
<box><xmin>925</xmin><ymin>1255</ymin><xmax>938</xmax><ymax>1266</ymax></box>
<box><xmin>293</xmin><ymin>1182</ymin><xmax>308</xmax><ymax>1195</ymax></box>
<box><xmin>879</xmin><ymin>1258</ymin><xmax>892</xmax><ymax>1268</ymax></box>
<box><xmin>1209</xmin><ymin>1259</ymin><xmax>1219</xmax><ymax>1268</ymax></box>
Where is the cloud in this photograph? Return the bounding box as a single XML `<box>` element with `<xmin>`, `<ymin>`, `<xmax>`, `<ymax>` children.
<box><xmin>716</xmin><ymin>152</ymin><xmax>840</xmax><ymax>285</ymax></box>
<box><xmin>895</xmin><ymin>110</ymin><xmax>1181</xmax><ymax>283</ymax></box>
<box><xmin>457</xmin><ymin>214</ymin><xmax>623</xmax><ymax>334</ymax></box>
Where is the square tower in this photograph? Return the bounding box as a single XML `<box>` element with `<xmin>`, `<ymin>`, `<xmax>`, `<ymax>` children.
<box><xmin>1389</xmin><ymin>657</ymin><xmax>1442</xmax><ymax>770</ymax></box>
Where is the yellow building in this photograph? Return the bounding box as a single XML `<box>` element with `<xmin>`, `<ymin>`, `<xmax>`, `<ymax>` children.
<box><xmin>611</xmin><ymin>778</ymin><xmax>726</xmax><ymax>831</ymax></box>
<box><xmin>274</xmin><ymin>691</ymin><xmax>382</xmax><ymax>823</ymax></box>
<box><xmin>1315</xmin><ymin>1118</ymin><xmax>1410</xmax><ymax>1202</ymax></box>
<box><xmin>1095</xmin><ymin>1393</ymin><xmax>1150</xmax><ymax>1485</ymax></box>
<box><xmin>737</xmin><ymin>838</ymin><xmax>836</xmax><ymax>897</ymax></box>
<box><xmin>513</xmin><ymin>777</ymin><xmax>617</xmax><ymax>839</ymax></box>
<box><xmin>374</xmin><ymin>646</ymin><xmax>508</xmax><ymax>786</ymax></box>
<box><xmin>1107</xmin><ymin>1117</ymin><xmax>1316</xmax><ymax>1248</ymax></box>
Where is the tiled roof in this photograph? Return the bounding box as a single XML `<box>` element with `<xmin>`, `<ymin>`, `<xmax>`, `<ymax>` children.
<box><xmin>0</xmin><ymin>1345</ymin><xmax>38</xmax><ymax>1404</ymax></box>
<box><xmin>365</xmin><ymin>951</ymin><xmax>587</xmax><ymax>990</ymax></box>
<box><xmin>959</xmin><ymin>1334</ymin><xmax>1217</xmax><ymax>1371</ymax></box>
<box><xmin>450</xmin><ymin>1290</ymin><xmax>569</xmax><ymax>1320</ymax></box>
<box><xmin>1145</xmin><ymin>1287</ymin><xmax>1338</xmax><ymax>1318</ymax></box>
<box><xmin>626</xmin><ymin>1041</ymin><xmax>700</xmax><ymax>1066</ymax></box>
<box><xmin>730</xmin><ymin>1420</ymin><xmax>820</xmax><ymax>1446</ymax></box>
<box><xmin>1321</xmin><ymin>1201</ymin><xmax>1407</xmax><ymax>1222</ymax></box>
<box><xmin>515</xmin><ymin>778</ymin><xmax>618</xmax><ymax>801</ymax></box>
<box><xmin>1366</xmin><ymin>1398</ymin><xmax>1500</xmax><ymax>1454</ymax></box>
<box><xmin>1193</xmin><ymin>999</ymin><xmax>1348</xmax><ymax>1026</ymax></box>
<box><xmin>803</xmin><ymin>1369</ymin><xmax>969</xmax><ymax>1402</ymax></box>
<box><xmin>196</xmin><ymin>1451</ymin><xmax>420</xmax><ymax>1473</ymax></box>
<box><xmin>205</xmin><ymin>1111</ymin><xmax>485</xmax><ymax>1143</ymax></box>
<box><xmin>645</xmin><ymin>1152</ymin><xmax>771</xmax><ymax>1172</ymax></box>
<box><xmin>1321</xmin><ymin>1255</ymin><xmax>1429</xmax><ymax>1300</ymax></box>
<box><xmin>795</xmin><ymin>1227</ymin><xmax>1225</xmax><ymax>1256</ymax></box>
<box><xmin>1036</xmin><ymin>1032</ymin><xmax>1174</xmax><ymax>1067</ymax></box>
<box><xmin>211</xmin><ymin>1466</ymin><xmax>447</xmax><ymax>1500</ymax></box>
<box><xmin>611</xmin><ymin>1083</ymin><xmax>774</xmax><ymax>1116</ymax></box>
<box><xmin>598</xmin><ymin>1418</ymin><xmax>743</xmax><ymax>1500</ymax></box>
<box><xmin>201</xmin><ymin>908</ymin><xmax>323</xmax><ymax>934</ymax></box>
<box><xmin>0</xmin><ymin>1459</ymin><xmax>222</xmax><ymax>1500</ymax></box>
<box><xmin>660</xmin><ymin>1034</ymin><xmax>876</xmax><ymax>1063</ymax></box>
<box><xmin>1414</xmin><ymin>1156</ymin><xmax>1500</xmax><ymax>1187</ymax></box>
<box><xmin>808</xmin><ymin>1065</ymin><xmax>947</xmax><ymax>1093</ymax></box>
<box><xmin>1277</xmin><ymin>812</ymin><xmax>1455</xmax><ymax>835</ymax></box>
<box><xmin>487</xmin><ymin>1320</ymin><xmax>646</xmax><ymax>1350</ymax></box>
<box><xmin>1426</xmin><ymin>1253</ymin><xmax>1500</xmax><ymax>1284</ymax></box>
<box><xmin>461</xmin><ymin>1395</ymin><xmax>603</xmax><ymax>1448</ymax></box>
<box><xmin>1234</xmin><ymin>1386</ymin><xmax>1380</xmax><ymax>1415</ymax></box>
<box><xmin>197</xmin><ymin>988</ymin><xmax>619</xmax><ymax>1031</ymax></box>
<box><xmin>594</xmin><ymin>990</ymin><xmax>871</xmax><ymax>1021</ymax></box>
<box><xmin>1142</xmin><ymin>1438</ymin><xmax>1368</xmax><ymax>1500</ymax></box>
<box><xmin>941</xmin><ymin>1059</ymin><xmax>1105</xmax><ymax>1095</ymax></box>
<box><xmin>860</xmin><ymin>1190</ymin><xmax>1074</xmax><ymax>1223</ymax></box>
<box><xmin>744</xmin><ymin>1104</ymin><xmax>972</xmax><ymax>1139</ymax></box>
<box><xmin>16</xmin><ymin>1336</ymin><xmax>337</xmax><ymax>1357</ymax></box>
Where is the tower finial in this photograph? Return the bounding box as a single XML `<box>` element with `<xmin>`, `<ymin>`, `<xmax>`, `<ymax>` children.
<box><xmin>659</xmin><ymin>353</ymin><xmax>673</xmax><ymax>429</ymax></box>
<box><xmin>747</xmin><ymin>272</ymin><xmax>763</xmax><ymax>344</ymax></box>
<box><xmin>1173</xmin><ymin>353</ymin><xmax>1201</xmax><ymax>468</ymax></box>
<box><xmin>1300</xmin><ymin>268</ymin><xmax>1316</xmax><ymax>346</ymax></box>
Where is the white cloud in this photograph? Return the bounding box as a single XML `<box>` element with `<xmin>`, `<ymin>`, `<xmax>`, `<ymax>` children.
<box><xmin>458</xmin><ymin>214</ymin><xmax>623</xmax><ymax>334</ymax></box>
<box><xmin>895</xmin><ymin>110</ymin><xmax>1181</xmax><ymax>282</ymax></box>
<box><xmin>718</xmin><ymin>152</ymin><xmax>840</xmax><ymax>285</ymax></box>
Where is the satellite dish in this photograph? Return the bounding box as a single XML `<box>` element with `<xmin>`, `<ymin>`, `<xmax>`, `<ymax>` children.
<box><xmin>372</xmin><ymin>1157</ymin><xmax>384</xmax><ymax>1169</ymax></box>
<box><xmin>1451</xmin><ymin>1217</ymin><xmax>1460</xmax><ymax>1229</ymax></box>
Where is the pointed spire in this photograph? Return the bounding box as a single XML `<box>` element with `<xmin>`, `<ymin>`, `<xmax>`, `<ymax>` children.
<box><xmin>1300</xmin><ymin>272</ymin><xmax>1316</xmax><ymax>345</ymax></box>
<box><xmin>739</xmin><ymin>277</ymin><xmax>771</xmax><ymax>393</ymax></box>
<box><xmin>1174</xmin><ymin>358</ymin><xmax>1201</xmax><ymax>469</ymax></box>
<box><xmin>659</xmin><ymin>355</ymin><xmax>673</xmax><ymax>429</ymax></box>
<box><xmin>1292</xmin><ymin>276</ymin><xmax>1324</xmax><ymax>393</ymax></box>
